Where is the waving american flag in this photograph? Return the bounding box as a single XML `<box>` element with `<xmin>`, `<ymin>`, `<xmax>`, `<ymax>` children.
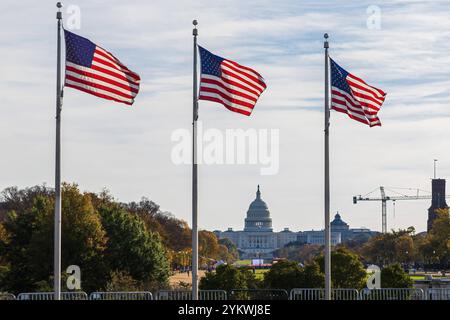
<box><xmin>64</xmin><ymin>30</ymin><xmax>140</xmax><ymax>105</ymax></box>
<box><xmin>330</xmin><ymin>58</ymin><xmax>386</xmax><ymax>127</ymax></box>
<box><xmin>198</xmin><ymin>46</ymin><xmax>266</xmax><ymax>116</ymax></box>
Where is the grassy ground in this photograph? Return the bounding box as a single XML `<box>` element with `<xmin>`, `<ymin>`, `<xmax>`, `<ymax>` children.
<box><xmin>233</xmin><ymin>260</ymin><xmax>270</xmax><ymax>280</ymax></box>
<box><xmin>410</xmin><ymin>274</ymin><xmax>446</xmax><ymax>280</ymax></box>
<box><xmin>234</xmin><ymin>260</ymin><xmax>252</xmax><ymax>266</ymax></box>
<box><xmin>169</xmin><ymin>270</ymin><xmax>206</xmax><ymax>287</ymax></box>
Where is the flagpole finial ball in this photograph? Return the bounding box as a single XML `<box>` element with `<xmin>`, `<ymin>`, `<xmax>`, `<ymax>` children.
<box><xmin>56</xmin><ymin>2</ymin><xmax>62</xmax><ymax>8</ymax></box>
<box><xmin>193</xmin><ymin>20</ymin><xmax>198</xmax><ymax>26</ymax></box>
<box><xmin>324</xmin><ymin>33</ymin><xmax>329</xmax><ymax>39</ymax></box>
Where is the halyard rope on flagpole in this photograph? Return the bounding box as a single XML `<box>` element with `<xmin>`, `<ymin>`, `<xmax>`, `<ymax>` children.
<box><xmin>192</xmin><ymin>19</ymin><xmax>199</xmax><ymax>301</ymax></box>
<box><xmin>54</xmin><ymin>1</ymin><xmax>63</xmax><ymax>301</ymax></box>
<box><xmin>324</xmin><ymin>32</ymin><xmax>331</xmax><ymax>301</ymax></box>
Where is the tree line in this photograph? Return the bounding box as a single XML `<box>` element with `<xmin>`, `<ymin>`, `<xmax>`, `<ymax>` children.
<box><xmin>0</xmin><ymin>184</ymin><xmax>237</xmax><ymax>293</ymax></box>
<box><xmin>272</xmin><ymin>209</ymin><xmax>450</xmax><ymax>270</ymax></box>
<box><xmin>361</xmin><ymin>209</ymin><xmax>450</xmax><ymax>268</ymax></box>
<box><xmin>1</xmin><ymin>184</ymin><xmax>447</xmax><ymax>293</ymax></box>
<box><xmin>201</xmin><ymin>248</ymin><xmax>413</xmax><ymax>292</ymax></box>
<box><xmin>201</xmin><ymin>209</ymin><xmax>449</xmax><ymax>293</ymax></box>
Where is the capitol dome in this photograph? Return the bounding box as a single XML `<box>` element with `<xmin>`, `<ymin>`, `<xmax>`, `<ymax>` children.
<box><xmin>330</xmin><ymin>212</ymin><xmax>349</xmax><ymax>232</ymax></box>
<box><xmin>244</xmin><ymin>185</ymin><xmax>273</xmax><ymax>232</ymax></box>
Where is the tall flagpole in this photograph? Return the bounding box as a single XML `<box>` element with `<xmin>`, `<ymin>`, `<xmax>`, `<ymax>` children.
<box><xmin>324</xmin><ymin>33</ymin><xmax>331</xmax><ymax>300</ymax></box>
<box><xmin>54</xmin><ymin>2</ymin><xmax>63</xmax><ymax>300</ymax></box>
<box><xmin>191</xmin><ymin>19</ymin><xmax>199</xmax><ymax>301</ymax></box>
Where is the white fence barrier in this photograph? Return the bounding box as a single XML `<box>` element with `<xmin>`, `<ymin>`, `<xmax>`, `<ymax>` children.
<box><xmin>290</xmin><ymin>288</ymin><xmax>324</xmax><ymax>300</ymax></box>
<box><xmin>5</xmin><ymin>288</ymin><xmax>450</xmax><ymax>301</ymax></box>
<box><xmin>17</xmin><ymin>292</ymin><xmax>88</xmax><ymax>300</ymax></box>
<box><xmin>229</xmin><ymin>289</ymin><xmax>289</xmax><ymax>300</ymax></box>
<box><xmin>332</xmin><ymin>289</ymin><xmax>359</xmax><ymax>300</ymax></box>
<box><xmin>200</xmin><ymin>290</ymin><xmax>227</xmax><ymax>300</ymax></box>
<box><xmin>89</xmin><ymin>291</ymin><xmax>153</xmax><ymax>300</ymax></box>
<box><xmin>157</xmin><ymin>290</ymin><xmax>227</xmax><ymax>300</ymax></box>
<box><xmin>425</xmin><ymin>288</ymin><xmax>450</xmax><ymax>300</ymax></box>
<box><xmin>290</xmin><ymin>288</ymin><xmax>359</xmax><ymax>300</ymax></box>
<box><xmin>359</xmin><ymin>288</ymin><xmax>424</xmax><ymax>300</ymax></box>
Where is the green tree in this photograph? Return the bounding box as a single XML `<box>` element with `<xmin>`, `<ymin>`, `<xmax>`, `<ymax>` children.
<box><xmin>199</xmin><ymin>230</ymin><xmax>220</xmax><ymax>260</ymax></box>
<box><xmin>0</xmin><ymin>265</ymin><xmax>9</xmax><ymax>291</ymax></box>
<box><xmin>200</xmin><ymin>264</ymin><xmax>260</xmax><ymax>292</ymax></box>
<box><xmin>3</xmin><ymin>195</ymin><xmax>56</xmax><ymax>292</ymax></box>
<box><xmin>426</xmin><ymin>209</ymin><xmax>450</xmax><ymax>265</ymax></box>
<box><xmin>0</xmin><ymin>222</ymin><xmax>9</xmax><ymax>264</ymax></box>
<box><xmin>218</xmin><ymin>238</ymin><xmax>239</xmax><ymax>262</ymax></box>
<box><xmin>0</xmin><ymin>223</ymin><xmax>9</xmax><ymax>292</ymax></box>
<box><xmin>381</xmin><ymin>264</ymin><xmax>413</xmax><ymax>288</ymax></box>
<box><xmin>98</xmin><ymin>204</ymin><xmax>170</xmax><ymax>286</ymax></box>
<box><xmin>273</xmin><ymin>243</ymin><xmax>322</xmax><ymax>264</ymax></box>
<box><xmin>316</xmin><ymin>248</ymin><xmax>367</xmax><ymax>289</ymax></box>
<box><xmin>412</xmin><ymin>233</ymin><xmax>430</xmax><ymax>264</ymax></box>
<box><xmin>126</xmin><ymin>198</ymin><xmax>191</xmax><ymax>252</ymax></box>
<box><xmin>2</xmin><ymin>184</ymin><xmax>108</xmax><ymax>292</ymax></box>
<box><xmin>363</xmin><ymin>228</ymin><xmax>416</xmax><ymax>265</ymax></box>
<box><xmin>58</xmin><ymin>184</ymin><xmax>107</xmax><ymax>291</ymax></box>
<box><xmin>301</xmin><ymin>263</ymin><xmax>324</xmax><ymax>288</ymax></box>
<box><xmin>262</xmin><ymin>260</ymin><xmax>324</xmax><ymax>290</ymax></box>
<box><xmin>105</xmin><ymin>271</ymin><xmax>140</xmax><ymax>292</ymax></box>
<box><xmin>264</xmin><ymin>260</ymin><xmax>304</xmax><ymax>290</ymax></box>
<box><xmin>0</xmin><ymin>186</ymin><xmax>53</xmax><ymax>220</ymax></box>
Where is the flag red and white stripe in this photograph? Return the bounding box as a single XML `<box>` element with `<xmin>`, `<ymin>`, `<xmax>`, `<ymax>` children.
<box><xmin>198</xmin><ymin>46</ymin><xmax>266</xmax><ymax>116</ymax></box>
<box><xmin>64</xmin><ymin>30</ymin><xmax>140</xmax><ymax>105</ymax></box>
<box><xmin>330</xmin><ymin>58</ymin><xmax>386</xmax><ymax>127</ymax></box>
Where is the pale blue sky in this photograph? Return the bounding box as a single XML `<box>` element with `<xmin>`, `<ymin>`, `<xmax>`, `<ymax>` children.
<box><xmin>1</xmin><ymin>0</ymin><xmax>450</xmax><ymax>233</ymax></box>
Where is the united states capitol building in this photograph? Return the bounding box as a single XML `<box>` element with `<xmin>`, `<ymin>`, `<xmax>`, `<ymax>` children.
<box><xmin>214</xmin><ymin>186</ymin><xmax>377</xmax><ymax>259</ymax></box>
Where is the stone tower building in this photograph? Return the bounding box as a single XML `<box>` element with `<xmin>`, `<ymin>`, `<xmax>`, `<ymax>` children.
<box><xmin>427</xmin><ymin>178</ymin><xmax>448</xmax><ymax>232</ymax></box>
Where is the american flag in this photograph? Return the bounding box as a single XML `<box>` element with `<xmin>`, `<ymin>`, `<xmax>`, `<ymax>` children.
<box><xmin>198</xmin><ymin>46</ymin><xmax>266</xmax><ymax>116</ymax></box>
<box><xmin>330</xmin><ymin>58</ymin><xmax>386</xmax><ymax>127</ymax></box>
<box><xmin>64</xmin><ymin>30</ymin><xmax>140</xmax><ymax>105</ymax></box>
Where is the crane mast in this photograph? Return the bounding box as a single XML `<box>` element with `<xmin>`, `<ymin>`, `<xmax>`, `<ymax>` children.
<box><xmin>352</xmin><ymin>186</ymin><xmax>445</xmax><ymax>233</ymax></box>
<box><xmin>380</xmin><ymin>187</ymin><xmax>386</xmax><ymax>234</ymax></box>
